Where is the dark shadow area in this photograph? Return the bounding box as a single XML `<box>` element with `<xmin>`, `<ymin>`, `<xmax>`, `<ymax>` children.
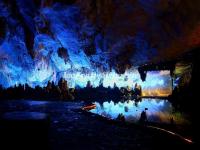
<box><xmin>0</xmin><ymin>112</ymin><xmax>50</xmax><ymax>150</ymax></box>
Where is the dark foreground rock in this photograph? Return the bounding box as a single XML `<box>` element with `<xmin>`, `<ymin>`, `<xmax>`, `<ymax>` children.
<box><xmin>0</xmin><ymin>100</ymin><xmax>196</xmax><ymax>150</ymax></box>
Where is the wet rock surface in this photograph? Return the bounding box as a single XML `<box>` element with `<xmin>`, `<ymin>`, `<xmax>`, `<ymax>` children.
<box><xmin>0</xmin><ymin>100</ymin><xmax>195</xmax><ymax>150</ymax></box>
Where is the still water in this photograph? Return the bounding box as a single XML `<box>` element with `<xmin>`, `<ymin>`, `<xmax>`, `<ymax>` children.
<box><xmin>90</xmin><ymin>99</ymin><xmax>189</xmax><ymax>124</ymax></box>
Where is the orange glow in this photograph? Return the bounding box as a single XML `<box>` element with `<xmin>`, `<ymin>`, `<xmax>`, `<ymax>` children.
<box><xmin>142</xmin><ymin>88</ymin><xmax>172</xmax><ymax>97</ymax></box>
<box><xmin>82</xmin><ymin>104</ymin><xmax>96</xmax><ymax>111</ymax></box>
<box><xmin>148</xmin><ymin>126</ymin><xmax>193</xmax><ymax>144</ymax></box>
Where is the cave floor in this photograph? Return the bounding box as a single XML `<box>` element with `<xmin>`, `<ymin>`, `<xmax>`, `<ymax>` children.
<box><xmin>0</xmin><ymin>100</ymin><xmax>196</xmax><ymax>150</ymax></box>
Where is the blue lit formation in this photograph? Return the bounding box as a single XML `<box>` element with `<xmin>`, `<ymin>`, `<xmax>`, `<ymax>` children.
<box><xmin>61</xmin><ymin>70</ymin><xmax>171</xmax><ymax>96</ymax></box>
<box><xmin>0</xmin><ymin>1</ymin><xmax>171</xmax><ymax>97</ymax></box>
<box><xmin>0</xmin><ymin>2</ymin><xmax>107</xmax><ymax>87</ymax></box>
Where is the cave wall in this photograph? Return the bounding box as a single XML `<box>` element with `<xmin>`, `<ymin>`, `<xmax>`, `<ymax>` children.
<box><xmin>0</xmin><ymin>0</ymin><xmax>200</xmax><ymax>87</ymax></box>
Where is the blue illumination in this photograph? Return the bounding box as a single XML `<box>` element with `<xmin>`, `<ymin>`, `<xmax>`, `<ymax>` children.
<box><xmin>61</xmin><ymin>70</ymin><xmax>171</xmax><ymax>96</ymax></box>
<box><xmin>0</xmin><ymin>1</ymin><xmax>171</xmax><ymax>96</ymax></box>
<box><xmin>90</xmin><ymin>99</ymin><xmax>188</xmax><ymax>124</ymax></box>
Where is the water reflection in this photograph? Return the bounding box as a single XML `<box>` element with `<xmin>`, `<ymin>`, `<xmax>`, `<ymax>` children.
<box><xmin>90</xmin><ymin>99</ymin><xmax>188</xmax><ymax>124</ymax></box>
<box><xmin>24</xmin><ymin>101</ymin><xmax>49</xmax><ymax>106</ymax></box>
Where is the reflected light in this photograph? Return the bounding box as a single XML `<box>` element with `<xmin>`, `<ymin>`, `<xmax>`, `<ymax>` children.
<box><xmin>90</xmin><ymin>99</ymin><xmax>188</xmax><ymax>124</ymax></box>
